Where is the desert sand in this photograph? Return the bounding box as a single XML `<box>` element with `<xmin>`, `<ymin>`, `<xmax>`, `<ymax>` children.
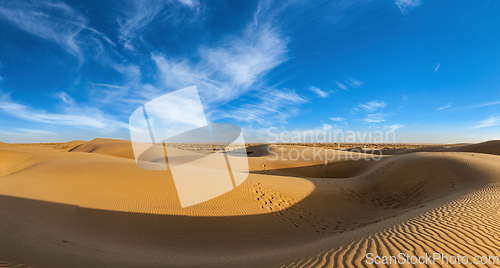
<box><xmin>0</xmin><ymin>139</ymin><xmax>500</xmax><ymax>267</ymax></box>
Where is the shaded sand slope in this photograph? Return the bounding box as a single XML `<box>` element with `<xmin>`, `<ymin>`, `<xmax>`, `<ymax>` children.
<box><xmin>447</xmin><ymin>139</ymin><xmax>500</xmax><ymax>155</ymax></box>
<box><xmin>67</xmin><ymin>138</ymin><xmax>135</xmax><ymax>159</ymax></box>
<box><xmin>367</xmin><ymin>140</ymin><xmax>500</xmax><ymax>156</ymax></box>
<box><xmin>247</xmin><ymin>144</ymin><xmax>388</xmax><ymax>176</ymax></box>
<box><xmin>53</xmin><ymin>140</ymin><xmax>86</xmax><ymax>150</ymax></box>
<box><xmin>272</xmin><ymin>185</ymin><xmax>500</xmax><ymax>268</ymax></box>
<box><xmin>0</xmin><ymin>141</ymin><xmax>499</xmax><ymax>267</ymax></box>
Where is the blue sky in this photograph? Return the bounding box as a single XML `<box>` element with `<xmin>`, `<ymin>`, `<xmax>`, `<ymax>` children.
<box><xmin>0</xmin><ymin>0</ymin><xmax>499</xmax><ymax>143</ymax></box>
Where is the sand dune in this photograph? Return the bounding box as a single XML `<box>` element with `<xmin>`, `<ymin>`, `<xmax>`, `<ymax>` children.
<box><xmin>0</xmin><ymin>140</ymin><xmax>499</xmax><ymax>267</ymax></box>
<box><xmin>447</xmin><ymin>140</ymin><xmax>500</xmax><ymax>155</ymax></box>
<box><xmin>53</xmin><ymin>140</ymin><xmax>86</xmax><ymax>150</ymax></box>
<box><xmin>361</xmin><ymin>140</ymin><xmax>500</xmax><ymax>156</ymax></box>
<box><xmin>65</xmin><ymin>138</ymin><xmax>136</xmax><ymax>159</ymax></box>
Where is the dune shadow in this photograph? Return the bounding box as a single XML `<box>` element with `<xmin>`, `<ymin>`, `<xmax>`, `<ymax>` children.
<box><xmin>0</xmin><ymin>179</ymin><xmax>339</xmax><ymax>268</ymax></box>
<box><xmin>251</xmin><ymin>158</ymin><xmax>389</xmax><ymax>178</ymax></box>
<box><xmin>3</xmin><ymin>141</ymin><xmax>500</xmax><ymax>267</ymax></box>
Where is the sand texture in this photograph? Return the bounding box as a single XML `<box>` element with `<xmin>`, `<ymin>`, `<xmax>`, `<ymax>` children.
<box><xmin>0</xmin><ymin>140</ymin><xmax>499</xmax><ymax>267</ymax></box>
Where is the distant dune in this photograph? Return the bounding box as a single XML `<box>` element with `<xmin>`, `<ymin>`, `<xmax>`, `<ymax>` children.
<box><xmin>53</xmin><ymin>140</ymin><xmax>86</xmax><ymax>150</ymax></box>
<box><xmin>447</xmin><ymin>139</ymin><xmax>500</xmax><ymax>155</ymax></box>
<box><xmin>0</xmin><ymin>140</ymin><xmax>499</xmax><ymax>267</ymax></box>
<box><xmin>65</xmin><ymin>138</ymin><xmax>136</xmax><ymax>159</ymax></box>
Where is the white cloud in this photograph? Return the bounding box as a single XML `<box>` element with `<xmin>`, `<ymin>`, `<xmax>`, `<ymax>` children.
<box><xmin>93</xmin><ymin>83</ymin><xmax>130</xmax><ymax>90</ymax></box>
<box><xmin>86</xmin><ymin>0</ymin><xmax>296</xmax><ymax>127</ymax></box>
<box><xmin>363</xmin><ymin>113</ymin><xmax>388</xmax><ymax>123</ymax></box>
<box><xmin>344</xmin><ymin>76</ymin><xmax>364</xmax><ymax>88</ymax></box>
<box><xmin>335</xmin><ymin>76</ymin><xmax>364</xmax><ymax>91</ymax></box>
<box><xmin>223</xmin><ymin>88</ymin><xmax>306</xmax><ymax>125</ymax></box>
<box><xmin>118</xmin><ymin>0</ymin><xmax>165</xmax><ymax>51</ymax></box>
<box><xmin>0</xmin><ymin>1</ymin><xmax>113</xmax><ymax>61</ymax></box>
<box><xmin>118</xmin><ymin>0</ymin><xmax>199</xmax><ymax>51</ymax></box>
<box><xmin>386</xmin><ymin>124</ymin><xmax>403</xmax><ymax>131</ymax></box>
<box><xmin>335</xmin><ymin>81</ymin><xmax>348</xmax><ymax>90</ymax></box>
<box><xmin>330</xmin><ymin>117</ymin><xmax>346</xmax><ymax>122</ymax></box>
<box><xmin>358</xmin><ymin>100</ymin><xmax>387</xmax><ymax>113</ymax></box>
<box><xmin>0</xmin><ymin>128</ymin><xmax>60</xmax><ymax>143</ymax></box>
<box><xmin>52</xmin><ymin>91</ymin><xmax>74</xmax><ymax>105</ymax></box>
<box><xmin>150</xmin><ymin>22</ymin><xmax>290</xmax><ymax>122</ymax></box>
<box><xmin>0</xmin><ymin>0</ymin><xmax>303</xmax><ymax>132</ymax></box>
<box><xmin>472</xmin><ymin>115</ymin><xmax>500</xmax><ymax>129</ymax></box>
<box><xmin>456</xmin><ymin>100</ymin><xmax>500</xmax><ymax>110</ymax></box>
<box><xmin>154</xmin><ymin>25</ymin><xmax>287</xmax><ymax>100</ymax></box>
<box><xmin>395</xmin><ymin>0</ymin><xmax>421</xmax><ymax>14</ymax></box>
<box><xmin>16</xmin><ymin>128</ymin><xmax>57</xmax><ymax>136</ymax></box>
<box><xmin>308</xmin><ymin>86</ymin><xmax>329</xmax><ymax>98</ymax></box>
<box><xmin>349</xmin><ymin>107</ymin><xmax>360</xmax><ymax>116</ymax></box>
<box><xmin>202</xmin><ymin>27</ymin><xmax>287</xmax><ymax>91</ymax></box>
<box><xmin>0</xmin><ymin>94</ymin><xmax>125</xmax><ymax>131</ymax></box>
<box><xmin>434</xmin><ymin>63</ymin><xmax>441</xmax><ymax>73</ymax></box>
<box><xmin>349</xmin><ymin>100</ymin><xmax>389</xmax><ymax>122</ymax></box>
<box><xmin>358</xmin><ymin>101</ymin><xmax>390</xmax><ymax>123</ymax></box>
<box><xmin>177</xmin><ymin>0</ymin><xmax>199</xmax><ymax>7</ymax></box>
<box><xmin>437</xmin><ymin>103</ymin><xmax>451</xmax><ymax>110</ymax></box>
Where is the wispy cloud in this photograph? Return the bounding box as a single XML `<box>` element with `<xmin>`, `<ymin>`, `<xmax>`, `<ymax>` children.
<box><xmin>395</xmin><ymin>0</ymin><xmax>422</xmax><ymax>14</ymax></box>
<box><xmin>0</xmin><ymin>0</ymin><xmax>379</xmax><ymax>138</ymax></box>
<box><xmin>0</xmin><ymin>0</ymin><xmax>298</xmax><ymax>129</ymax></box>
<box><xmin>350</xmin><ymin>100</ymin><xmax>390</xmax><ymax>123</ymax></box>
<box><xmin>330</xmin><ymin>117</ymin><xmax>346</xmax><ymax>122</ymax></box>
<box><xmin>358</xmin><ymin>100</ymin><xmax>387</xmax><ymax>113</ymax></box>
<box><xmin>335</xmin><ymin>81</ymin><xmax>348</xmax><ymax>90</ymax></box>
<box><xmin>472</xmin><ymin>115</ymin><xmax>500</xmax><ymax>129</ymax></box>
<box><xmin>434</xmin><ymin>63</ymin><xmax>441</xmax><ymax>73</ymax></box>
<box><xmin>387</xmin><ymin>124</ymin><xmax>403</xmax><ymax>131</ymax></box>
<box><xmin>177</xmin><ymin>0</ymin><xmax>199</xmax><ymax>7</ymax></box>
<box><xmin>52</xmin><ymin>91</ymin><xmax>75</xmax><ymax>105</ymax></box>
<box><xmin>344</xmin><ymin>76</ymin><xmax>364</xmax><ymax>88</ymax></box>
<box><xmin>118</xmin><ymin>0</ymin><xmax>165</xmax><ymax>51</ymax></box>
<box><xmin>0</xmin><ymin>1</ymin><xmax>113</xmax><ymax>61</ymax></box>
<box><xmin>149</xmin><ymin>19</ymin><xmax>290</xmax><ymax>122</ymax></box>
<box><xmin>0</xmin><ymin>128</ymin><xmax>60</xmax><ymax>143</ymax></box>
<box><xmin>308</xmin><ymin>86</ymin><xmax>329</xmax><ymax>98</ymax></box>
<box><xmin>0</xmin><ymin>93</ymin><xmax>125</xmax><ymax>131</ymax></box>
<box><xmin>16</xmin><ymin>128</ymin><xmax>57</xmax><ymax>136</ymax></box>
<box><xmin>363</xmin><ymin>113</ymin><xmax>388</xmax><ymax>123</ymax></box>
<box><xmin>117</xmin><ymin>0</ymin><xmax>200</xmax><ymax>51</ymax></box>
<box><xmin>335</xmin><ymin>76</ymin><xmax>364</xmax><ymax>91</ymax></box>
<box><xmin>93</xmin><ymin>83</ymin><xmax>130</xmax><ymax>90</ymax></box>
<box><xmin>455</xmin><ymin>100</ymin><xmax>500</xmax><ymax>110</ymax></box>
<box><xmin>437</xmin><ymin>103</ymin><xmax>451</xmax><ymax>110</ymax></box>
<box><xmin>223</xmin><ymin>88</ymin><xmax>306</xmax><ymax>125</ymax></box>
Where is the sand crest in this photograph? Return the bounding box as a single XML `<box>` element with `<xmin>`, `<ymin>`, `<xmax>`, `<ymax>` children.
<box><xmin>0</xmin><ymin>139</ymin><xmax>499</xmax><ymax>267</ymax></box>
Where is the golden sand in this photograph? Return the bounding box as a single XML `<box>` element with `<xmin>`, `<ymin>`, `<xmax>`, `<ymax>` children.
<box><xmin>0</xmin><ymin>139</ymin><xmax>499</xmax><ymax>267</ymax></box>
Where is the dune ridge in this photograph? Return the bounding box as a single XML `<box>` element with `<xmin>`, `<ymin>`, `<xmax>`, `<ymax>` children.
<box><xmin>0</xmin><ymin>139</ymin><xmax>499</xmax><ymax>267</ymax></box>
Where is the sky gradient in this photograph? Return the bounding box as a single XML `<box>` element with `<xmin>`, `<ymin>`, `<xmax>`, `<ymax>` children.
<box><xmin>0</xmin><ymin>0</ymin><xmax>499</xmax><ymax>143</ymax></box>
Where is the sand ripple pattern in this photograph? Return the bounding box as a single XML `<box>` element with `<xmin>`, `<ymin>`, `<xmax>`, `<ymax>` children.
<box><xmin>276</xmin><ymin>185</ymin><xmax>500</xmax><ymax>268</ymax></box>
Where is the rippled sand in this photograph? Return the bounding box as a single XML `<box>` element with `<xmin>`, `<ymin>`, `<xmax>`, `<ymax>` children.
<box><xmin>0</xmin><ymin>139</ymin><xmax>499</xmax><ymax>267</ymax></box>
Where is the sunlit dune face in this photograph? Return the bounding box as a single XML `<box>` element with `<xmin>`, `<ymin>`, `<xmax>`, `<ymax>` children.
<box><xmin>2</xmin><ymin>140</ymin><xmax>500</xmax><ymax>267</ymax></box>
<box><xmin>0</xmin><ymin>143</ymin><xmax>316</xmax><ymax>217</ymax></box>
